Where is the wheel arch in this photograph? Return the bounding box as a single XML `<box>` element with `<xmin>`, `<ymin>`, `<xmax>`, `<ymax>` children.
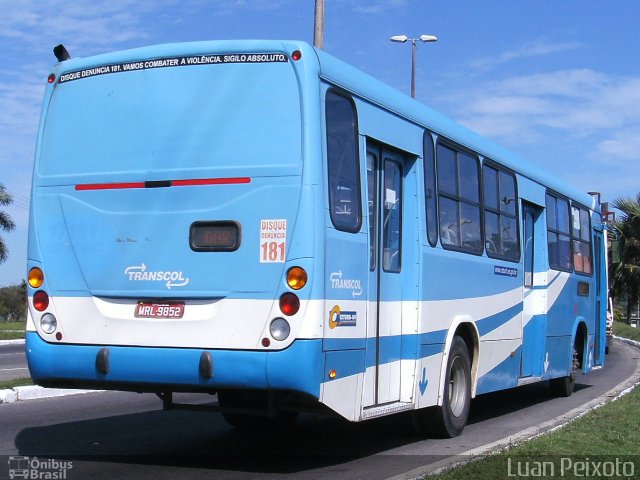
<box><xmin>572</xmin><ymin>318</ymin><xmax>589</xmax><ymax>373</ymax></box>
<box><xmin>437</xmin><ymin>317</ymin><xmax>480</xmax><ymax>405</ymax></box>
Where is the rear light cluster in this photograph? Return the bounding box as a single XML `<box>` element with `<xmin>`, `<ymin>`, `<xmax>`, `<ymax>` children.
<box><xmin>263</xmin><ymin>266</ymin><xmax>308</xmax><ymax>347</ymax></box>
<box><xmin>29</xmin><ymin>267</ymin><xmax>62</xmax><ymax>340</ymax></box>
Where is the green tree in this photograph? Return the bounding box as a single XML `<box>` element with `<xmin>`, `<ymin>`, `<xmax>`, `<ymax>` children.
<box><xmin>0</xmin><ymin>284</ymin><xmax>26</xmax><ymax>321</ymax></box>
<box><xmin>0</xmin><ymin>184</ymin><xmax>15</xmax><ymax>263</ymax></box>
<box><xmin>610</xmin><ymin>193</ymin><xmax>640</xmax><ymax>323</ymax></box>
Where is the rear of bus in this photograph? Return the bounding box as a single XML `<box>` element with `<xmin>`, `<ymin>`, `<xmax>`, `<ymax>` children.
<box><xmin>26</xmin><ymin>41</ymin><xmax>325</xmax><ymax>410</ymax></box>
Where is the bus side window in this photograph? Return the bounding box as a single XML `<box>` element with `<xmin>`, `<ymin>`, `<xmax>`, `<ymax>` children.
<box><xmin>483</xmin><ymin>163</ymin><xmax>519</xmax><ymax>261</ymax></box>
<box><xmin>546</xmin><ymin>193</ymin><xmax>573</xmax><ymax>272</ymax></box>
<box><xmin>436</xmin><ymin>142</ymin><xmax>482</xmax><ymax>254</ymax></box>
<box><xmin>572</xmin><ymin>205</ymin><xmax>593</xmax><ymax>275</ymax></box>
<box><xmin>423</xmin><ymin>131</ymin><xmax>438</xmax><ymax>247</ymax></box>
<box><xmin>326</xmin><ymin>90</ymin><xmax>362</xmax><ymax>233</ymax></box>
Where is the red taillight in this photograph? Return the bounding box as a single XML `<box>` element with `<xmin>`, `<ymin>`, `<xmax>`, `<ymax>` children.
<box><xmin>33</xmin><ymin>291</ymin><xmax>49</xmax><ymax>312</ymax></box>
<box><xmin>47</xmin><ymin>74</ymin><xmax>56</xmax><ymax>84</ymax></box>
<box><xmin>279</xmin><ymin>292</ymin><xmax>300</xmax><ymax>316</ymax></box>
<box><xmin>291</xmin><ymin>50</ymin><xmax>302</xmax><ymax>61</ymax></box>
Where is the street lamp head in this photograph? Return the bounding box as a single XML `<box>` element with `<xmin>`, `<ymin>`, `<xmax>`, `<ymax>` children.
<box><xmin>419</xmin><ymin>34</ymin><xmax>438</xmax><ymax>43</ymax></box>
<box><xmin>390</xmin><ymin>35</ymin><xmax>409</xmax><ymax>43</ymax></box>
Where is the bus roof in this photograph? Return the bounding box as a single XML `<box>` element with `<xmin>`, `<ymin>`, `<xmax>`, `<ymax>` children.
<box><xmin>313</xmin><ymin>46</ymin><xmax>597</xmax><ymax>211</ymax></box>
<box><xmin>46</xmin><ymin>39</ymin><xmax>596</xmax><ymax>210</ymax></box>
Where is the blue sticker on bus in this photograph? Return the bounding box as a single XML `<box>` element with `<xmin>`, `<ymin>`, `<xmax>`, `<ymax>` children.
<box><xmin>494</xmin><ymin>265</ymin><xmax>518</xmax><ymax>277</ymax></box>
<box><xmin>329</xmin><ymin>306</ymin><xmax>357</xmax><ymax>328</ymax></box>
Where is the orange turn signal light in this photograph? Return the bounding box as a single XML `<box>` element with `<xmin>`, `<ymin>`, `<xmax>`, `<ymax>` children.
<box><xmin>29</xmin><ymin>268</ymin><xmax>44</xmax><ymax>288</ymax></box>
<box><xmin>286</xmin><ymin>267</ymin><xmax>307</xmax><ymax>290</ymax></box>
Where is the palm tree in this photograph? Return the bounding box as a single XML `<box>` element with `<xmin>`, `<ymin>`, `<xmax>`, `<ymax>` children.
<box><xmin>610</xmin><ymin>193</ymin><xmax>640</xmax><ymax>323</ymax></box>
<box><xmin>0</xmin><ymin>184</ymin><xmax>16</xmax><ymax>264</ymax></box>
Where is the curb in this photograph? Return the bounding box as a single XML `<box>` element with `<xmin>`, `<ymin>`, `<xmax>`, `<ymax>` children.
<box><xmin>0</xmin><ymin>385</ymin><xmax>101</xmax><ymax>404</ymax></box>
<box><xmin>386</xmin><ymin>337</ymin><xmax>640</xmax><ymax>480</ymax></box>
<box><xmin>1</xmin><ymin>338</ymin><xmax>100</xmax><ymax>404</ymax></box>
<box><xmin>612</xmin><ymin>334</ymin><xmax>640</xmax><ymax>349</ymax></box>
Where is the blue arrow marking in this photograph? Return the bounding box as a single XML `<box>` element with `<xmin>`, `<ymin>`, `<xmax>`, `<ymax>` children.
<box><xmin>419</xmin><ymin>367</ymin><xmax>428</xmax><ymax>395</ymax></box>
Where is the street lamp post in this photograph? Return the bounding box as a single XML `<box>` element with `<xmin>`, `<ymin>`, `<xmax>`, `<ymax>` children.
<box><xmin>314</xmin><ymin>0</ymin><xmax>324</xmax><ymax>49</ymax></box>
<box><xmin>390</xmin><ymin>34</ymin><xmax>438</xmax><ymax>98</ymax></box>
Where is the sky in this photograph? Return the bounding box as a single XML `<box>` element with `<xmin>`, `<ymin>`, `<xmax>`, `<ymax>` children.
<box><xmin>1</xmin><ymin>0</ymin><xmax>639</xmax><ymax>286</ymax></box>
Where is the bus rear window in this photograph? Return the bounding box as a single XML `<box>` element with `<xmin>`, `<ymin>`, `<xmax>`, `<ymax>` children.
<box><xmin>38</xmin><ymin>60</ymin><xmax>301</xmax><ymax>181</ymax></box>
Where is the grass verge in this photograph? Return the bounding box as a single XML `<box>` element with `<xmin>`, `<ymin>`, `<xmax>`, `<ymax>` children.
<box><xmin>0</xmin><ymin>321</ymin><xmax>25</xmax><ymax>340</ymax></box>
<box><xmin>428</xmin><ymin>371</ymin><xmax>640</xmax><ymax>479</ymax></box>
<box><xmin>614</xmin><ymin>321</ymin><xmax>640</xmax><ymax>342</ymax></box>
<box><xmin>0</xmin><ymin>377</ymin><xmax>33</xmax><ymax>390</ymax></box>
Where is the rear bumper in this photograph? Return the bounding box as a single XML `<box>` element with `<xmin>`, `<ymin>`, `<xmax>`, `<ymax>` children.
<box><xmin>25</xmin><ymin>332</ymin><xmax>322</xmax><ymax>398</ymax></box>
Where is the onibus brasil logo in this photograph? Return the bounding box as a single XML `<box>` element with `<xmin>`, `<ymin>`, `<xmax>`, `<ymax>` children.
<box><xmin>124</xmin><ymin>264</ymin><xmax>190</xmax><ymax>290</ymax></box>
<box><xmin>8</xmin><ymin>456</ymin><xmax>73</xmax><ymax>479</ymax></box>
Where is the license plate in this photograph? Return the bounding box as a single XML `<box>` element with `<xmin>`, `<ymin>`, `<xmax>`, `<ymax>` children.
<box><xmin>135</xmin><ymin>302</ymin><xmax>185</xmax><ymax>319</ymax></box>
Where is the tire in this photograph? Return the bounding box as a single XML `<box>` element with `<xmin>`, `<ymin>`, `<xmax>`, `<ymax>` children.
<box><xmin>550</xmin><ymin>343</ymin><xmax>580</xmax><ymax>397</ymax></box>
<box><xmin>429</xmin><ymin>336</ymin><xmax>472</xmax><ymax>438</ymax></box>
<box><xmin>217</xmin><ymin>391</ymin><xmax>298</xmax><ymax>429</ymax></box>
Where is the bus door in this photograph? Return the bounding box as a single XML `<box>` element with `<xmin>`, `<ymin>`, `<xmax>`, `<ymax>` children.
<box><xmin>363</xmin><ymin>142</ymin><xmax>406</xmax><ymax>406</ymax></box>
<box><xmin>521</xmin><ymin>203</ymin><xmax>547</xmax><ymax>378</ymax></box>
<box><xmin>593</xmin><ymin>230</ymin><xmax>604</xmax><ymax>365</ymax></box>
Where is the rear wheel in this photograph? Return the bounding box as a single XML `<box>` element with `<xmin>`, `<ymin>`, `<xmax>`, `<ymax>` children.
<box><xmin>550</xmin><ymin>341</ymin><xmax>581</xmax><ymax>397</ymax></box>
<box><xmin>415</xmin><ymin>336</ymin><xmax>471</xmax><ymax>438</ymax></box>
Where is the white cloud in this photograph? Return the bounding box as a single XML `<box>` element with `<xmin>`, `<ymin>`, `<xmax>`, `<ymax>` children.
<box><xmin>447</xmin><ymin>69</ymin><xmax>640</xmax><ymax>148</ymax></box>
<box><xmin>595</xmin><ymin>128</ymin><xmax>640</xmax><ymax>163</ymax></box>
<box><xmin>0</xmin><ymin>1</ymin><xmax>149</xmax><ymax>48</ymax></box>
<box><xmin>471</xmin><ymin>39</ymin><xmax>584</xmax><ymax>70</ymax></box>
<box><xmin>0</xmin><ymin>80</ymin><xmax>43</xmax><ymax>167</ymax></box>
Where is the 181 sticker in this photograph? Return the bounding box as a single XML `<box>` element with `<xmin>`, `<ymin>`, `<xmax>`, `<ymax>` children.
<box><xmin>260</xmin><ymin>219</ymin><xmax>287</xmax><ymax>263</ymax></box>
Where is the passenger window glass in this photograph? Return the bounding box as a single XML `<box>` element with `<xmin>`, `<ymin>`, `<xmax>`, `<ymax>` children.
<box><xmin>524</xmin><ymin>211</ymin><xmax>534</xmax><ymax>288</ymax></box>
<box><xmin>483</xmin><ymin>167</ymin><xmax>498</xmax><ymax>210</ymax></box>
<box><xmin>459</xmin><ymin>152</ymin><xmax>479</xmax><ymax>203</ymax></box>
<box><xmin>557</xmin><ymin>198</ymin><xmax>570</xmax><ymax>234</ymax></box>
<box><xmin>461</xmin><ymin>202</ymin><xmax>482</xmax><ymax>251</ymax></box>
<box><xmin>439</xmin><ymin>197</ymin><xmax>460</xmax><ymax>247</ymax></box>
<box><xmin>546</xmin><ymin>193</ymin><xmax>573</xmax><ymax>272</ymax></box>
<box><xmin>326</xmin><ymin>90</ymin><xmax>361</xmax><ymax>233</ymax></box>
<box><xmin>546</xmin><ymin>195</ymin><xmax>557</xmax><ymax>230</ymax></box>
<box><xmin>580</xmin><ymin>209</ymin><xmax>591</xmax><ymax>242</ymax></box>
<box><xmin>499</xmin><ymin>171</ymin><xmax>516</xmax><ymax>215</ymax></box>
<box><xmin>572</xmin><ymin>204</ymin><xmax>592</xmax><ymax>275</ymax></box>
<box><xmin>485</xmin><ymin>211</ymin><xmax>500</xmax><ymax>255</ymax></box>
<box><xmin>483</xmin><ymin>163</ymin><xmax>519</xmax><ymax>261</ymax></box>
<box><xmin>383</xmin><ymin>160</ymin><xmax>402</xmax><ymax>272</ymax></box>
<box><xmin>572</xmin><ymin>206</ymin><xmax>581</xmax><ymax>238</ymax></box>
<box><xmin>501</xmin><ymin>216</ymin><xmax>518</xmax><ymax>257</ymax></box>
<box><xmin>367</xmin><ymin>152</ymin><xmax>377</xmax><ymax>270</ymax></box>
<box><xmin>437</xmin><ymin>142</ymin><xmax>481</xmax><ymax>254</ymax></box>
<box><xmin>436</xmin><ymin>144</ymin><xmax>456</xmax><ymax>196</ymax></box>
<box><xmin>423</xmin><ymin>132</ymin><xmax>438</xmax><ymax>247</ymax></box>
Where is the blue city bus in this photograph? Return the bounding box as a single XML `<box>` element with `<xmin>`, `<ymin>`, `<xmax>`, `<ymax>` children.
<box><xmin>26</xmin><ymin>40</ymin><xmax>607</xmax><ymax>437</ymax></box>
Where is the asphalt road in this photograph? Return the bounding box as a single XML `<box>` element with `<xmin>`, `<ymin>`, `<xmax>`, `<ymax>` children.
<box><xmin>0</xmin><ymin>340</ymin><xmax>638</xmax><ymax>480</ymax></box>
<box><xmin>0</xmin><ymin>343</ymin><xmax>28</xmax><ymax>382</ymax></box>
